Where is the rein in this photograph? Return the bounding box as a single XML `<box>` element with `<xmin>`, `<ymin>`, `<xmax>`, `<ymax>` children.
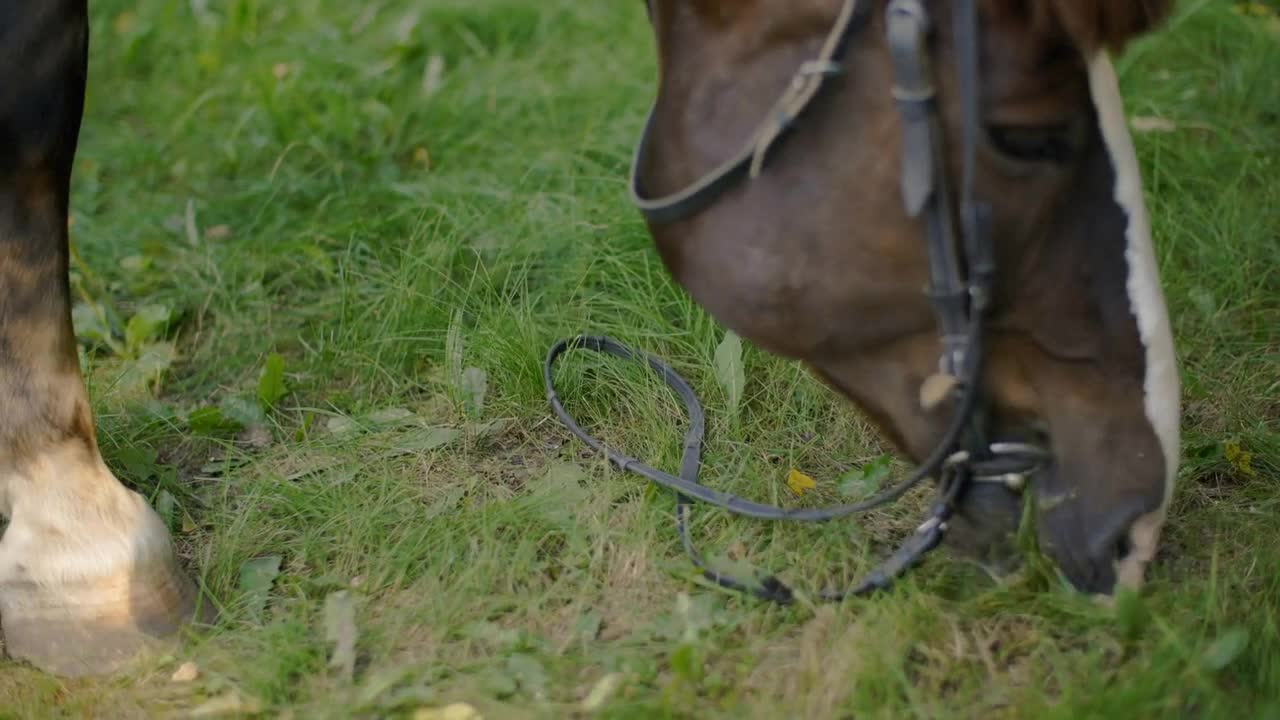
<box><xmin>545</xmin><ymin>0</ymin><xmax>1047</xmax><ymax>602</ymax></box>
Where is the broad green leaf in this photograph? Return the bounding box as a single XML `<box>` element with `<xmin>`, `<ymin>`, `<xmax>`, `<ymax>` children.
<box><xmin>713</xmin><ymin>330</ymin><xmax>745</xmax><ymax>419</ymax></box>
<box><xmin>505</xmin><ymin>654</ymin><xmax>548</xmax><ymax>698</ymax></box>
<box><xmin>469</xmin><ymin>417</ymin><xmax>511</xmax><ymax>438</ymax></box>
<box><xmin>388</xmin><ymin>427</ymin><xmax>462</xmax><ymax>455</ymax></box>
<box><xmin>704</xmin><ymin>551</ymin><xmax>768</xmax><ymax>592</ymax></box>
<box><xmin>72</xmin><ymin>301</ymin><xmax>114</xmax><ymax>346</ymax></box>
<box><xmin>461</xmin><ymin>366</ymin><xmax>487</xmax><ymax>420</ymax></box>
<box><xmin>425</xmin><ymin>485</ymin><xmax>465</xmax><ymax>520</ymax></box>
<box><xmin>368</xmin><ymin>407</ymin><xmax>415</xmax><ymax>426</ymax></box>
<box><xmin>1203</xmin><ymin>627</ymin><xmax>1249</xmax><ymax>671</ymax></box>
<box><xmin>445</xmin><ymin>309</ymin><xmax>464</xmax><ymax>399</ymax></box>
<box><xmin>1114</xmin><ymin>586</ymin><xmax>1149</xmax><ymax>643</ymax></box>
<box><xmin>299</xmin><ymin>244</ymin><xmax>335</xmax><ymax>278</ymax></box>
<box><xmin>460</xmin><ymin>620</ymin><xmax>521</xmax><ymax>649</ymax></box>
<box><xmin>155</xmin><ymin>489</ymin><xmax>177</xmax><ymax>532</ymax></box>
<box><xmin>124</xmin><ymin>303</ymin><xmax>172</xmax><ymax>353</ymax></box>
<box><xmin>481</xmin><ymin>668</ymin><xmax>518</xmax><ymax>698</ymax></box>
<box><xmin>294</xmin><ymin>412</ymin><xmax>315</xmax><ymax>441</ymax></box>
<box><xmin>238</xmin><ymin>555</ymin><xmax>282</xmax><ymax>622</ymax></box>
<box><xmin>531</xmin><ymin>462</ymin><xmax>590</xmax><ymax>527</ymax></box>
<box><xmin>220</xmin><ymin>394</ymin><xmax>268</xmax><ymax>428</ymax></box>
<box><xmin>257</xmin><ymin>353</ymin><xmax>287</xmax><ymax>409</ymax></box>
<box><xmin>128</xmin><ymin>341</ymin><xmax>176</xmax><ymax>386</ymax></box>
<box><xmin>573</xmin><ymin>609</ymin><xmax>602</xmax><ymax>643</ymax></box>
<box><xmin>117</xmin><ymin>446</ymin><xmax>160</xmax><ymax>482</ymax></box>
<box><xmin>188</xmin><ymin>405</ymin><xmax>243</xmax><ymax>435</ymax></box>
<box><xmin>324</xmin><ymin>590</ymin><xmax>359</xmax><ymax>682</ymax></box>
<box><xmin>669</xmin><ymin>642</ymin><xmax>703</xmax><ymax>683</ymax></box>
<box><xmin>839</xmin><ymin>454</ymin><xmax>894</xmax><ymax>498</ymax></box>
<box><xmin>677</xmin><ymin>592</ymin><xmax>717</xmax><ymax>641</ymax></box>
<box><xmin>326</xmin><ymin>415</ymin><xmax>358</xmax><ymax>436</ymax></box>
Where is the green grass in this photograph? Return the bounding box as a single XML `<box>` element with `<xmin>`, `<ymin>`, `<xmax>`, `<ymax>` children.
<box><xmin>2</xmin><ymin>0</ymin><xmax>1278</xmax><ymax>717</ymax></box>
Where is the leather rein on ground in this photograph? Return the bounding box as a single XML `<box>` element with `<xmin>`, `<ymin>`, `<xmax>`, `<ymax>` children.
<box><xmin>545</xmin><ymin>0</ymin><xmax>1047</xmax><ymax>603</ymax></box>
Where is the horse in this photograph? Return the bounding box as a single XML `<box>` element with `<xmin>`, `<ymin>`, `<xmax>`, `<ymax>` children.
<box><xmin>634</xmin><ymin>0</ymin><xmax>1178</xmax><ymax>598</ymax></box>
<box><xmin>0</xmin><ymin>0</ymin><xmax>1178</xmax><ymax>677</ymax></box>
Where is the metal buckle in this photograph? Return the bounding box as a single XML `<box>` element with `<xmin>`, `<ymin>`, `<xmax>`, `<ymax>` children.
<box><xmin>946</xmin><ymin>441</ymin><xmax>1048</xmax><ymax>493</ymax></box>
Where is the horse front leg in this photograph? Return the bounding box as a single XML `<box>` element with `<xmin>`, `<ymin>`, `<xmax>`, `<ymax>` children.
<box><xmin>0</xmin><ymin>0</ymin><xmax>209</xmax><ymax>677</ymax></box>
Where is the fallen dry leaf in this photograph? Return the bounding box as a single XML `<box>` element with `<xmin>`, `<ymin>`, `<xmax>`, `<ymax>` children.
<box><xmin>413</xmin><ymin>703</ymin><xmax>483</xmax><ymax>720</ymax></box>
<box><xmin>189</xmin><ymin>691</ymin><xmax>260</xmax><ymax>718</ymax></box>
<box><xmin>581</xmin><ymin>673</ymin><xmax>625</xmax><ymax>712</ymax></box>
<box><xmin>786</xmin><ymin>468</ymin><xmax>816</xmax><ymax>496</ymax></box>
<box><xmin>113</xmin><ymin>11</ymin><xmax>136</xmax><ymax>35</ymax></box>
<box><xmin>1130</xmin><ymin>115</ymin><xmax>1177</xmax><ymax>133</ymax></box>
<box><xmin>204</xmin><ymin>224</ymin><xmax>232</xmax><ymax>240</ymax></box>
<box><xmin>423</xmin><ymin>55</ymin><xmax>445</xmax><ymax>96</ymax></box>
<box><xmin>170</xmin><ymin>661</ymin><xmax>199</xmax><ymax>683</ymax></box>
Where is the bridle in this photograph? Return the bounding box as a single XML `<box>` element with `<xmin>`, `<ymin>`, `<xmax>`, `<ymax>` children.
<box><xmin>544</xmin><ymin>0</ymin><xmax>1047</xmax><ymax>602</ymax></box>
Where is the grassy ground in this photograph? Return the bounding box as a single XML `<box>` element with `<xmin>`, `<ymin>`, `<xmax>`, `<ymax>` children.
<box><xmin>2</xmin><ymin>0</ymin><xmax>1277</xmax><ymax>717</ymax></box>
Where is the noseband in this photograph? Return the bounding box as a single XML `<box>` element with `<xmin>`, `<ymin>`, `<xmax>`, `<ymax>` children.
<box><xmin>545</xmin><ymin>0</ymin><xmax>1047</xmax><ymax>602</ymax></box>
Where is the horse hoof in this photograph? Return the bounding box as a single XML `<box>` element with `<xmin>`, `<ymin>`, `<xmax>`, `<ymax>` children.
<box><xmin>0</xmin><ymin>475</ymin><xmax>216</xmax><ymax>678</ymax></box>
<box><xmin>1</xmin><ymin>552</ymin><xmax>214</xmax><ymax>677</ymax></box>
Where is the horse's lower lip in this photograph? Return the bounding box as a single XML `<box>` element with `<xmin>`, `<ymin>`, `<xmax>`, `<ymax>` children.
<box><xmin>945</xmin><ymin>475</ymin><xmax>1027</xmax><ymax>577</ymax></box>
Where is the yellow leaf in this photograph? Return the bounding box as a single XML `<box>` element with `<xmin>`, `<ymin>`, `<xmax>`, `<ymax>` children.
<box><xmin>113</xmin><ymin>11</ymin><xmax>137</xmax><ymax>35</ymax></box>
<box><xmin>1223</xmin><ymin>440</ymin><xmax>1257</xmax><ymax>479</ymax></box>
<box><xmin>786</xmin><ymin>468</ymin><xmax>816</xmax><ymax>496</ymax></box>
<box><xmin>196</xmin><ymin>52</ymin><xmax>221</xmax><ymax>72</ymax></box>
<box><xmin>1232</xmin><ymin>2</ymin><xmax>1275</xmax><ymax>17</ymax></box>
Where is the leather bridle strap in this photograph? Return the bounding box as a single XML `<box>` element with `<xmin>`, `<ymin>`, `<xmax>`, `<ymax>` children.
<box><xmin>886</xmin><ymin>0</ymin><xmax>995</xmax><ymax>456</ymax></box>
<box><xmin>628</xmin><ymin>0</ymin><xmax>870</xmax><ymax>225</ymax></box>
<box><xmin>887</xmin><ymin>0</ymin><xmax>970</xmax><ymax>378</ymax></box>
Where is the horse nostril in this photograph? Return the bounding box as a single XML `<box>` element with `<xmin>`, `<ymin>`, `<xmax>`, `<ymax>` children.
<box><xmin>1088</xmin><ymin>505</ymin><xmax>1144</xmax><ymax>563</ymax></box>
<box><xmin>1058</xmin><ymin>501</ymin><xmax>1153</xmax><ymax>594</ymax></box>
<box><xmin>1113</xmin><ymin>533</ymin><xmax>1133</xmax><ymax>562</ymax></box>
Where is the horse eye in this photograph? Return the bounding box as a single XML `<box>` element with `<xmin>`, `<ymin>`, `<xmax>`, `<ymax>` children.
<box><xmin>986</xmin><ymin>124</ymin><xmax>1078</xmax><ymax>165</ymax></box>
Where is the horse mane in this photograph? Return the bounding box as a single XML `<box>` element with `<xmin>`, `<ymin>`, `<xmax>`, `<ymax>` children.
<box><xmin>991</xmin><ymin>0</ymin><xmax>1174</xmax><ymax>53</ymax></box>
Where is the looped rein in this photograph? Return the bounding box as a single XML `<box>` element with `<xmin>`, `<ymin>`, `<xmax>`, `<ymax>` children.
<box><xmin>544</xmin><ymin>335</ymin><xmax>981</xmax><ymax>602</ymax></box>
<box><xmin>544</xmin><ymin>0</ymin><xmax>1039</xmax><ymax>602</ymax></box>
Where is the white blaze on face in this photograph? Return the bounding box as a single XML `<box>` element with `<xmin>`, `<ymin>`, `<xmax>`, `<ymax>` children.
<box><xmin>1087</xmin><ymin>53</ymin><xmax>1182</xmax><ymax>590</ymax></box>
